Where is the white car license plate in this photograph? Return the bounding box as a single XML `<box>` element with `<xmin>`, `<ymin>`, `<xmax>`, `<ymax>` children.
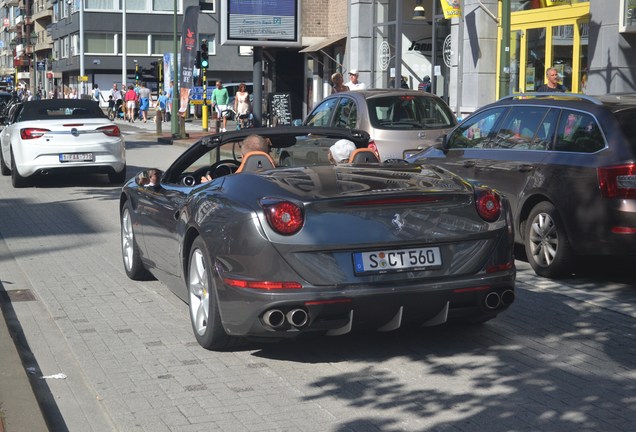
<box><xmin>60</xmin><ymin>153</ymin><xmax>94</xmax><ymax>162</ymax></box>
<box><xmin>353</xmin><ymin>247</ymin><xmax>442</xmax><ymax>274</ymax></box>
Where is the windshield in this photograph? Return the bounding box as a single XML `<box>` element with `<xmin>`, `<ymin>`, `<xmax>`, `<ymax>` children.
<box><xmin>367</xmin><ymin>95</ymin><xmax>455</xmax><ymax>130</ymax></box>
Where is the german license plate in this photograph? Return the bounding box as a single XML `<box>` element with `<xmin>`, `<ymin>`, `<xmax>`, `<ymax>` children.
<box><xmin>60</xmin><ymin>153</ymin><xmax>93</xmax><ymax>162</ymax></box>
<box><xmin>353</xmin><ymin>247</ymin><xmax>442</xmax><ymax>274</ymax></box>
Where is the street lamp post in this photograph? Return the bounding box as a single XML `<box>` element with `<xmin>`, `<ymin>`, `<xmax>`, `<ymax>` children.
<box><xmin>79</xmin><ymin>0</ymin><xmax>85</xmax><ymax>96</ymax></box>
<box><xmin>171</xmin><ymin>0</ymin><xmax>179</xmax><ymax>137</ymax></box>
<box><xmin>9</xmin><ymin>39</ymin><xmax>17</xmax><ymax>89</ymax></box>
<box><xmin>30</xmin><ymin>31</ymin><xmax>37</xmax><ymax>95</ymax></box>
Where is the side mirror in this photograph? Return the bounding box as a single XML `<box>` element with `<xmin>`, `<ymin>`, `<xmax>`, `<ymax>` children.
<box><xmin>435</xmin><ymin>135</ymin><xmax>449</xmax><ymax>154</ymax></box>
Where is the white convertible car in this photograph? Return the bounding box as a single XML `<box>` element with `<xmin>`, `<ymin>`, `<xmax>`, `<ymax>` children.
<box><xmin>0</xmin><ymin>98</ymin><xmax>126</xmax><ymax>187</ymax></box>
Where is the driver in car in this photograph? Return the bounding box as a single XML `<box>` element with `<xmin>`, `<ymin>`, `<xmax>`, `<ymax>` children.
<box><xmin>201</xmin><ymin>135</ymin><xmax>271</xmax><ymax>183</ymax></box>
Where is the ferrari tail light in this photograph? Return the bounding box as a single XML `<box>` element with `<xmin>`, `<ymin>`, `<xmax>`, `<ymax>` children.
<box><xmin>475</xmin><ymin>188</ymin><xmax>502</xmax><ymax>222</ymax></box>
<box><xmin>260</xmin><ymin>199</ymin><xmax>304</xmax><ymax>235</ymax></box>
<box><xmin>20</xmin><ymin>128</ymin><xmax>49</xmax><ymax>140</ymax></box>
<box><xmin>98</xmin><ymin>125</ymin><xmax>121</xmax><ymax>137</ymax></box>
<box><xmin>224</xmin><ymin>278</ymin><xmax>302</xmax><ymax>290</ymax></box>
<box><xmin>598</xmin><ymin>164</ymin><xmax>636</xmax><ymax>199</ymax></box>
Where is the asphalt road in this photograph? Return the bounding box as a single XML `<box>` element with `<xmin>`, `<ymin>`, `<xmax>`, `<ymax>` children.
<box><xmin>1</xmin><ymin>124</ymin><xmax>635</xmax><ymax>432</ymax></box>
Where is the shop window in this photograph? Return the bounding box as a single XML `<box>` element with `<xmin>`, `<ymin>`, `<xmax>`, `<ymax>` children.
<box><xmin>525</xmin><ymin>28</ymin><xmax>546</xmax><ymax>91</ymax></box>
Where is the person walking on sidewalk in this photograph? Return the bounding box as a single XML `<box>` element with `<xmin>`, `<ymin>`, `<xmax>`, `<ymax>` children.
<box><xmin>110</xmin><ymin>83</ymin><xmax>123</xmax><ymax>120</ymax></box>
<box><xmin>155</xmin><ymin>91</ymin><xmax>168</xmax><ymax>124</ymax></box>
<box><xmin>234</xmin><ymin>82</ymin><xmax>252</xmax><ymax>129</ymax></box>
<box><xmin>331</xmin><ymin>72</ymin><xmax>349</xmax><ymax>94</ymax></box>
<box><xmin>345</xmin><ymin>69</ymin><xmax>366</xmax><ymax>91</ymax></box>
<box><xmin>138</xmin><ymin>82</ymin><xmax>151</xmax><ymax>123</ymax></box>
<box><xmin>93</xmin><ymin>83</ymin><xmax>106</xmax><ymax>105</ymax></box>
<box><xmin>211</xmin><ymin>80</ymin><xmax>230</xmax><ymax>132</ymax></box>
<box><xmin>124</xmin><ymin>85</ymin><xmax>138</xmax><ymax>122</ymax></box>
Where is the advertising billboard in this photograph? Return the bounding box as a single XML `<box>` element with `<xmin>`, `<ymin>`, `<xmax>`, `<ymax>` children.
<box><xmin>220</xmin><ymin>0</ymin><xmax>301</xmax><ymax>47</ymax></box>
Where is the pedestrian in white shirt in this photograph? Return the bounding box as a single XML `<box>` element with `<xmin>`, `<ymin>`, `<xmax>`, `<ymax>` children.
<box><xmin>345</xmin><ymin>69</ymin><xmax>367</xmax><ymax>90</ymax></box>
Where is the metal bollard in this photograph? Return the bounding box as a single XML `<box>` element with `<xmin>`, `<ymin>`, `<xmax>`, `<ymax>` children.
<box><xmin>155</xmin><ymin>110</ymin><xmax>163</xmax><ymax>134</ymax></box>
<box><xmin>209</xmin><ymin>110</ymin><xmax>219</xmax><ymax>133</ymax></box>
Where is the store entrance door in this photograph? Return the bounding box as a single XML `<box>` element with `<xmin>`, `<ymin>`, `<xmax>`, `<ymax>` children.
<box><xmin>507</xmin><ymin>3</ymin><xmax>589</xmax><ymax>94</ymax></box>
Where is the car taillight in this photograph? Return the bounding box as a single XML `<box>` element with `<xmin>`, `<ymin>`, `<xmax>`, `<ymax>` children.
<box><xmin>598</xmin><ymin>164</ymin><xmax>636</xmax><ymax>199</ymax></box>
<box><xmin>475</xmin><ymin>188</ymin><xmax>502</xmax><ymax>222</ymax></box>
<box><xmin>260</xmin><ymin>199</ymin><xmax>304</xmax><ymax>235</ymax></box>
<box><xmin>223</xmin><ymin>278</ymin><xmax>302</xmax><ymax>290</ymax></box>
<box><xmin>20</xmin><ymin>128</ymin><xmax>49</xmax><ymax>140</ymax></box>
<box><xmin>367</xmin><ymin>141</ymin><xmax>380</xmax><ymax>161</ymax></box>
<box><xmin>98</xmin><ymin>125</ymin><xmax>121</xmax><ymax>137</ymax></box>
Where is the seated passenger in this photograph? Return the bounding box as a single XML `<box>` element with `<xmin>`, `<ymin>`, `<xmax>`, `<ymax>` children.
<box><xmin>328</xmin><ymin>139</ymin><xmax>357</xmax><ymax>165</ymax></box>
<box><xmin>139</xmin><ymin>168</ymin><xmax>161</xmax><ymax>187</ymax></box>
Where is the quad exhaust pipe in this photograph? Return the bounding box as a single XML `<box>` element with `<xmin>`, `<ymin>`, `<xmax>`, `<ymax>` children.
<box><xmin>262</xmin><ymin>309</ymin><xmax>286</xmax><ymax>328</ymax></box>
<box><xmin>484</xmin><ymin>290</ymin><xmax>515</xmax><ymax>310</ymax></box>
<box><xmin>484</xmin><ymin>292</ymin><xmax>501</xmax><ymax>310</ymax></box>
<box><xmin>286</xmin><ymin>308</ymin><xmax>309</xmax><ymax>327</ymax></box>
<box><xmin>501</xmin><ymin>290</ymin><xmax>515</xmax><ymax>306</ymax></box>
<box><xmin>262</xmin><ymin>308</ymin><xmax>309</xmax><ymax>329</ymax></box>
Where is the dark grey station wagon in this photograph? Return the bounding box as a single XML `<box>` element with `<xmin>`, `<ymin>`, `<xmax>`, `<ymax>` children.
<box><xmin>409</xmin><ymin>93</ymin><xmax>636</xmax><ymax>278</ymax></box>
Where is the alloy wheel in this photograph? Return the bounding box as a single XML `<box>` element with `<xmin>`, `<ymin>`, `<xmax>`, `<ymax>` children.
<box><xmin>189</xmin><ymin>248</ymin><xmax>210</xmax><ymax>337</ymax></box>
<box><xmin>121</xmin><ymin>208</ymin><xmax>134</xmax><ymax>272</ymax></box>
<box><xmin>528</xmin><ymin>211</ymin><xmax>558</xmax><ymax>268</ymax></box>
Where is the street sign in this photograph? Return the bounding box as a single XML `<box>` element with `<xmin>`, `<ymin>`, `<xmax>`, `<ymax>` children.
<box><xmin>36</xmin><ymin>60</ymin><xmax>46</xmax><ymax>71</ymax></box>
<box><xmin>79</xmin><ymin>75</ymin><xmax>88</xmax><ymax>82</ymax></box>
<box><xmin>190</xmin><ymin>86</ymin><xmax>203</xmax><ymax>101</ymax></box>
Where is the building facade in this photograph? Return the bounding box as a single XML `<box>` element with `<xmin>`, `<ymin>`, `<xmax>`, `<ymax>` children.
<box><xmin>1</xmin><ymin>0</ymin><xmax>255</xmax><ymax>99</ymax></box>
<box><xmin>2</xmin><ymin>0</ymin><xmax>635</xmax><ymax>120</ymax></box>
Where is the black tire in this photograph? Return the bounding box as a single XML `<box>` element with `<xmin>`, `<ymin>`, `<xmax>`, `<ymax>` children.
<box><xmin>120</xmin><ymin>201</ymin><xmax>152</xmax><ymax>281</ymax></box>
<box><xmin>188</xmin><ymin>237</ymin><xmax>238</xmax><ymax>350</ymax></box>
<box><xmin>0</xmin><ymin>148</ymin><xmax>10</xmax><ymax>176</ymax></box>
<box><xmin>524</xmin><ymin>202</ymin><xmax>573</xmax><ymax>278</ymax></box>
<box><xmin>10</xmin><ymin>149</ymin><xmax>29</xmax><ymax>188</ymax></box>
<box><xmin>109</xmin><ymin>165</ymin><xmax>127</xmax><ymax>185</ymax></box>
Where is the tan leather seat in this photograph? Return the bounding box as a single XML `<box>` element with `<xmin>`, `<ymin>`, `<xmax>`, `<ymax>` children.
<box><xmin>235</xmin><ymin>151</ymin><xmax>276</xmax><ymax>173</ymax></box>
<box><xmin>348</xmin><ymin>148</ymin><xmax>380</xmax><ymax>163</ymax></box>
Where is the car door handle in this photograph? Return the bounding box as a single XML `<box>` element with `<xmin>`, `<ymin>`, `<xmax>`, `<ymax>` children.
<box><xmin>517</xmin><ymin>164</ymin><xmax>534</xmax><ymax>172</ymax></box>
<box><xmin>463</xmin><ymin>160</ymin><xmax>476</xmax><ymax>168</ymax></box>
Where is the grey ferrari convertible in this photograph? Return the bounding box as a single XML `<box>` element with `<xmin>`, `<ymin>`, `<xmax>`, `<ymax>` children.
<box><xmin>120</xmin><ymin>126</ymin><xmax>516</xmax><ymax>350</ymax></box>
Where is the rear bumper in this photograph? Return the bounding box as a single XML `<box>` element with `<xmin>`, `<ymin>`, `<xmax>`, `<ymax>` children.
<box><xmin>565</xmin><ymin>199</ymin><xmax>636</xmax><ymax>256</ymax></box>
<box><xmin>14</xmin><ymin>140</ymin><xmax>126</xmax><ymax>177</ymax></box>
<box><xmin>215</xmin><ymin>268</ymin><xmax>516</xmax><ymax>339</ymax></box>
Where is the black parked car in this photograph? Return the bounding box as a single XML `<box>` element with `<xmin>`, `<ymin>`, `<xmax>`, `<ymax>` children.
<box><xmin>409</xmin><ymin>93</ymin><xmax>636</xmax><ymax>278</ymax></box>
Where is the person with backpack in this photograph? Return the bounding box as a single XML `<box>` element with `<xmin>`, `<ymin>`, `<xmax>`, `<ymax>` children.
<box><xmin>93</xmin><ymin>84</ymin><xmax>106</xmax><ymax>105</ymax></box>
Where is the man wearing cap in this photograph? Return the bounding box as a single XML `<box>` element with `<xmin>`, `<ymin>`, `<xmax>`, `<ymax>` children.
<box><xmin>328</xmin><ymin>139</ymin><xmax>357</xmax><ymax>164</ymax></box>
<box><xmin>345</xmin><ymin>69</ymin><xmax>367</xmax><ymax>91</ymax></box>
<box><xmin>418</xmin><ymin>75</ymin><xmax>432</xmax><ymax>92</ymax></box>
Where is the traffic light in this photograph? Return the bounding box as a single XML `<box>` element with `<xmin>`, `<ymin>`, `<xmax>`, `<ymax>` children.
<box><xmin>135</xmin><ymin>70</ymin><xmax>140</xmax><ymax>81</ymax></box>
<box><xmin>150</xmin><ymin>61</ymin><xmax>159</xmax><ymax>80</ymax></box>
<box><xmin>200</xmin><ymin>39</ymin><xmax>209</xmax><ymax>69</ymax></box>
<box><xmin>194</xmin><ymin>50</ymin><xmax>201</xmax><ymax>69</ymax></box>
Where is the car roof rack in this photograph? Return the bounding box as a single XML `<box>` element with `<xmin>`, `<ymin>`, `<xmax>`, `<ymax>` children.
<box><xmin>498</xmin><ymin>93</ymin><xmax>603</xmax><ymax>105</ymax></box>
